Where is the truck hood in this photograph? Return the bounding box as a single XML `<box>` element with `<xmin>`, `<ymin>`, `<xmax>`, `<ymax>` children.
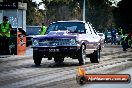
<box><xmin>33</xmin><ymin>31</ymin><xmax>78</xmax><ymax>39</ymax></box>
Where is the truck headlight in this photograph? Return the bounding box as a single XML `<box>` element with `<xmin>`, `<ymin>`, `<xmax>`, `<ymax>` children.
<box><xmin>32</xmin><ymin>40</ymin><xmax>39</xmax><ymax>46</ymax></box>
<box><xmin>69</xmin><ymin>39</ymin><xmax>76</xmax><ymax>45</ymax></box>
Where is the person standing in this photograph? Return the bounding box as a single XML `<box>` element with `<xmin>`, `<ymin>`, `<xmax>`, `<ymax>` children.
<box><xmin>111</xmin><ymin>27</ymin><xmax>117</xmax><ymax>45</ymax></box>
<box><xmin>40</xmin><ymin>23</ymin><xmax>47</xmax><ymax>35</ymax></box>
<box><xmin>128</xmin><ymin>31</ymin><xmax>132</xmax><ymax>48</ymax></box>
<box><xmin>118</xmin><ymin>27</ymin><xmax>123</xmax><ymax>35</ymax></box>
<box><xmin>0</xmin><ymin>16</ymin><xmax>12</xmax><ymax>55</ymax></box>
<box><xmin>118</xmin><ymin>27</ymin><xmax>123</xmax><ymax>45</ymax></box>
<box><xmin>121</xmin><ymin>34</ymin><xmax>131</xmax><ymax>51</ymax></box>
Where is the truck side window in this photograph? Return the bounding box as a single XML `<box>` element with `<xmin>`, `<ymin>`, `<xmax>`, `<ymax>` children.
<box><xmin>93</xmin><ymin>28</ymin><xmax>98</xmax><ymax>35</ymax></box>
<box><xmin>85</xmin><ymin>23</ymin><xmax>92</xmax><ymax>34</ymax></box>
<box><xmin>88</xmin><ymin>24</ymin><xmax>96</xmax><ymax>35</ymax></box>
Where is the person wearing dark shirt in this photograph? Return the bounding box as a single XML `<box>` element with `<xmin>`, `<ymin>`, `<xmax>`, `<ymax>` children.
<box><xmin>0</xmin><ymin>16</ymin><xmax>12</xmax><ymax>55</ymax></box>
<box><xmin>111</xmin><ymin>28</ymin><xmax>117</xmax><ymax>45</ymax></box>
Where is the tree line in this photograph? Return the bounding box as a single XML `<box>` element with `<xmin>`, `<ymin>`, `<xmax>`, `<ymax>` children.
<box><xmin>2</xmin><ymin>0</ymin><xmax>132</xmax><ymax>32</ymax></box>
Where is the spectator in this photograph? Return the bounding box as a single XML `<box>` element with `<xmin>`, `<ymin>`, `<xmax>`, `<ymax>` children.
<box><xmin>111</xmin><ymin>27</ymin><xmax>117</xmax><ymax>45</ymax></box>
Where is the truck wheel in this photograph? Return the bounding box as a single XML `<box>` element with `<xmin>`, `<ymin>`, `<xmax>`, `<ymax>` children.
<box><xmin>79</xmin><ymin>76</ymin><xmax>87</xmax><ymax>85</ymax></box>
<box><xmin>54</xmin><ymin>57</ymin><xmax>64</xmax><ymax>63</ymax></box>
<box><xmin>33</xmin><ymin>50</ymin><xmax>42</xmax><ymax>65</ymax></box>
<box><xmin>90</xmin><ymin>49</ymin><xmax>100</xmax><ymax>63</ymax></box>
<box><xmin>78</xmin><ymin>45</ymin><xmax>86</xmax><ymax>65</ymax></box>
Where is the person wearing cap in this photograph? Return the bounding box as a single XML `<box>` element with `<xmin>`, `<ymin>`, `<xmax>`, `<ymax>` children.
<box><xmin>0</xmin><ymin>16</ymin><xmax>12</xmax><ymax>55</ymax></box>
<box><xmin>40</xmin><ymin>23</ymin><xmax>47</xmax><ymax>35</ymax></box>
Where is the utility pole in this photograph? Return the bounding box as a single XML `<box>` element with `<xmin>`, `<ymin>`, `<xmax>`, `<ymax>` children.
<box><xmin>83</xmin><ymin>0</ymin><xmax>85</xmax><ymax>21</ymax></box>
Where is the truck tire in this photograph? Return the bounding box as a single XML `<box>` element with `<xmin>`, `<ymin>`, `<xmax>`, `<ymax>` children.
<box><xmin>54</xmin><ymin>57</ymin><xmax>64</xmax><ymax>63</ymax></box>
<box><xmin>33</xmin><ymin>50</ymin><xmax>42</xmax><ymax>65</ymax></box>
<box><xmin>78</xmin><ymin>45</ymin><xmax>86</xmax><ymax>65</ymax></box>
<box><xmin>90</xmin><ymin>49</ymin><xmax>100</xmax><ymax>63</ymax></box>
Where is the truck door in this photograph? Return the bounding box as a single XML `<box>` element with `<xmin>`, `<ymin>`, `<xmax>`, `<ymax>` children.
<box><xmin>85</xmin><ymin>23</ymin><xmax>95</xmax><ymax>49</ymax></box>
<box><xmin>88</xmin><ymin>24</ymin><xmax>100</xmax><ymax>49</ymax></box>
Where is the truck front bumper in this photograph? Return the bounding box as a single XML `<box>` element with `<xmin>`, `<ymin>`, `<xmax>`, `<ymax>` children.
<box><xmin>33</xmin><ymin>45</ymin><xmax>80</xmax><ymax>58</ymax></box>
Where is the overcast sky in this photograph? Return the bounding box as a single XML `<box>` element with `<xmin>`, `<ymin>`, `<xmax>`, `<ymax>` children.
<box><xmin>32</xmin><ymin>0</ymin><xmax>122</xmax><ymax>10</ymax></box>
<box><xmin>32</xmin><ymin>0</ymin><xmax>45</xmax><ymax>10</ymax></box>
<box><xmin>32</xmin><ymin>0</ymin><xmax>42</xmax><ymax>4</ymax></box>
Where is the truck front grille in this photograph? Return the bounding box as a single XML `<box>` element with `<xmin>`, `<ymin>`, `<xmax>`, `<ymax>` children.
<box><xmin>39</xmin><ymin>38</ymin><xmax>71</xmax><ymax>46</ymax></box>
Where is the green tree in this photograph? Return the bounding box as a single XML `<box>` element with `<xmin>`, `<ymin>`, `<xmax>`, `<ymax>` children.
<box><xmin>3</xmin><ymin>0</ymin><xmax>115</xmax><ymax>30</ymax></box>
<box><xmin>85</xmin><ymin>0</ymin><xmax>113</xmax><ymax>32</ymax></box>
<box><xmin>113</xmin><ymin>0</ymin><xmax>132</xmax><ymax>33</ymax></box>
<box><xmin>42</xmin><ymin>0</ymin><xmax>114</xmax><ymax>32</ymax></box>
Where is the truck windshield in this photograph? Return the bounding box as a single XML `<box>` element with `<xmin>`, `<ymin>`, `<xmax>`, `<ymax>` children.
<box><xmin>46</xmin><ymin>22</ymin><xmax>85</xmax><ymax>34</ymax></box>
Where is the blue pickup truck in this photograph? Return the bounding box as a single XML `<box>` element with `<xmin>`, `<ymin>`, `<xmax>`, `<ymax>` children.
<box><xmin>32</xmin><ymin>21</ymin><xmax>103</xmax><ymax>65</ymax></box>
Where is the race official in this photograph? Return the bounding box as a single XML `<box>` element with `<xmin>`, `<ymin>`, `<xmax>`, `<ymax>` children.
<box><xmin>40</xmin><ymin>23</ymin><xmax>46</xmax><ymax>35</ymax></box>
<box><xmin>0</xmin><ymin>16</ymin><xmax>12</xmax><ymax>55</ymax></box>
